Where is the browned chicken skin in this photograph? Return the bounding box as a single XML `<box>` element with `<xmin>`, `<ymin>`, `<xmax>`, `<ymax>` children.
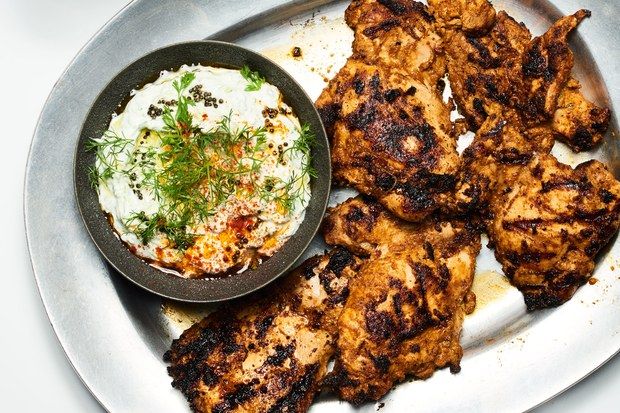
<box><xmin>316</xmin><ymin>0</ymin><xmax>460</xmax><ymax>222</ymax></box>
<box><xmin>322</xmin><ymin>196</ymin><xmax>480</xmax><ymax>403</ymax></box>
<box><xmin>452</xmin><ymin>104</ymin><xmax>555</xmax><ymax>214</ymax></box>
<box><xmin>552</xmin><ymin>78</ymin><xmax>611</xmax><ymax>151</ymax></box>
<box><xmin>164</xmin><ymin>248</ymin><xmax>361</xmax><ymax>412</ymax></box>
<box><xmin>427</xmin><ymin>0</ymin><xmax>495</xmax><ymax>34</ymax></box>
<box><xmin>429</xmin><ymin>0</ymin><xmax>610</xmax><ymax>151</ymax></box>
<box><xmin>428</xmin><ymin>0</ymin><xmax>619</xmax><ymax>309</ymax></box>
<box><xmin>488</xmin><ymin>154</ymin><xmax>620</xmax><ymax>310</ymax></box>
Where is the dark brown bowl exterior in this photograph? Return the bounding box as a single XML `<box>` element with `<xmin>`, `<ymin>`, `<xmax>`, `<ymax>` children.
<box><xmin>74</xmin><ymin>41</ymin><xmax>330</xmax><ymax>302</ymax></box>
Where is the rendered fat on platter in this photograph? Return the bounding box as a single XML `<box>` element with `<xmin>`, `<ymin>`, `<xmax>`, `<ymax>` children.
<box><xmin>165</xmin><ymin>0</ymin><xmax>620</xmax><ymax>411</ymax></box>
<box><xmin>88</xmin><ymin>65</ymin><xmax>315</xmax><ymax>278</ymax></box>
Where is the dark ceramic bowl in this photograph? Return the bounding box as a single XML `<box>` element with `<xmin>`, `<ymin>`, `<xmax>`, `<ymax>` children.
<box><xmin>74</xmin><ymin>41</ymin><xmax>330</xmax><ymax>302</ymax></box>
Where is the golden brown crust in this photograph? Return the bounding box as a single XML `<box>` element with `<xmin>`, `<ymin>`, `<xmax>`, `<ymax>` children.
<box><xmin>451</xmin><ymin>105</ymin><xmax>555</xmax><ymax>215</ymax></box>
<box><xmin>323</xmin><ymin>197</ymin><xmax>480</xmax><ymax>403</ymax></box>
<box><xmin>164</xmin><ymin>249</ymin><xmax>362</xmax><ymax>412</ymax></box>
<box><xmin>430</xmin><ymin>0</ymin><xmax>609</xmax><ymax>151</ymax></box>
<box><xmin>428</xmin><ymin>0</ymin><xmax>496</xmax><ymax>34</ymax></box>
<box><xmin>488</xmin><ymin>154</ymin><xmax>620</xmax><ymax>310</ymax></box>
<box><xmin>316</xmin><ymin>0</ymin><xmax>459</xmax><ymax>222</ymax></box>
<box><xmin>552</xmin><ymin>78</ymin><xmax>611</xmax><ymax>152</ymax></box>
<box><xmin>428</xmin><ymin>0</ymin><xmax>619</xmax><ymax>309</ymax></box>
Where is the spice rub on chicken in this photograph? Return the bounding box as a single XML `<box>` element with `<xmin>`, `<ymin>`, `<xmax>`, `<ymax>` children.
<box><xmin>316</xmin><ymin>0</ymin><xmax>460</xmax><ymax>222</ymax></box>
<box><xmin>428</xmin><ymin>0</ymin><xmax>610</xmax><ymax>152</ymax></box>
<box><xmin>487</xmin><ymin>154</ymin><xmax>620</xmax><ymax>310</ymax></box>
<box><xmin>322</xmin><ymin>196</ymin><xmax>480</xmax><ymax>403</ymax></box>
<box><xmin>451</xmin><ymin>104</ymin><xmax>555</xmax><ymax>214</ymax></box>
<box><xmin>164</xmin><ymin>248</ymin><xmax>361</xmax><ymax>413</ymax></box>
<box><xmin>427</xmin><ymin>0</ymin><xmax>620</xmax><ymax>309</ymax></box>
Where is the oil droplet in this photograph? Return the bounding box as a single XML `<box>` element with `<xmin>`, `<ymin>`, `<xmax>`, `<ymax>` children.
<box><xmin>162</xmin><ymin>300</ymin><xmax>214</xmax><ymax>332</ymax></box>
<box><xmin>471</xmin><ymin>270</ymin><xmax>513</xmax><ymax>311</ymax></box>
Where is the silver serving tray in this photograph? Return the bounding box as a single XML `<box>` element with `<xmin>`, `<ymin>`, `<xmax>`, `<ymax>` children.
<box><xmin>24</xmin><ymin>0</ymin><xmax>620</xmax><ymax>412</ymax></box>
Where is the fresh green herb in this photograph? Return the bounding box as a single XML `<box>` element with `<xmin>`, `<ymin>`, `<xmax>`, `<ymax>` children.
<box><xmin>88</xmin><ymin>71</ymin><xmax>314</xmax><ymax>250</ymax></box>
<box><xmin>259</xmin><ymin>125</ymin><xmax>316</xmax><ymax>213</ymax></box>
<box><xmin>124</xmin><ymin>211</ymin><xmax>196</xmax><ymax>250</ymax></box>
<box><xmin>85</xmin><ymin>131</ymin><xmax>133</xmax><ymax>188</ymax></box>
<box><xmin>162</xmin><ymin>72</ymin><xmax>196</xmax><ymax>134</ymax></box>
<box><xmin>240</xmin><ymin>65</ymin><xmax>265</xmax><ymax>91</ymax></box>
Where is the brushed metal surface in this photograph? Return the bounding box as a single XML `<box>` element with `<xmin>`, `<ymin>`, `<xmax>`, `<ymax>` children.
<box><xmin>24</xmin><ymin>0</ymin><xmax>620</xmax><ymax>412</ymax></box>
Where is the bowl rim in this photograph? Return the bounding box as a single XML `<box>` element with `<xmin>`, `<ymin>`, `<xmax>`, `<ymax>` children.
<box><xmin>73</xmin><ymin>39</ymin><xmax>331</xmax><ymax>302</ymax></box>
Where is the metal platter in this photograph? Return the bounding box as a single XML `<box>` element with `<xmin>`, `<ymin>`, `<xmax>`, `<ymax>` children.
<box><xmin>24</xmin><ymin>1</ymin><xmax>620</xmax><ymax>412</ymax></box>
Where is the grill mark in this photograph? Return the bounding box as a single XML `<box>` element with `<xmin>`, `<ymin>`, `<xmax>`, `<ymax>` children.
<box><xmin>353</xmin><ymin>78</ymin><xmax>365</xmax><ymax>94</ymax></box>
<box><xmin>266</xmin><ymin>364</ymin><xmax>320</xmax><ymax>413</ymax></box>
<box><xmin>410</xmin><ymin>262</ymin><xmax>434</xmax><ymax>326</ymax></box>
<box><xmin>317</xmin><ymin>103</ymin><xmax>341</xmax><ymax>136</ymax></box>
<box><xmin>497</xmin><ymin>149</ymin><xmax>533</xmax><ymax>165</ymax></box>
<box><xmin>363</xmin><ymin>18</ymin><xmax>400</xmax><ymax>38</ymax></box>
<box><xmin>371</xmin><ymin>122</ymin><xmax>437</xmax><ymax>161</ymax></box>
<box><xmin>384</xmin><ymin>88</ymin><xmax>401</xmax><ymax>103</ymax></box>
<box><xmin>405</xmin><ymin>85</ymin><xmax>417</xmax><ymax>95</ymax></box>
<box><xmin>473</xmin><ymin>98</ymin><xmax>487</xmax><ymax>117</ymax></box>
<box><xmin>502</xmin><ymin>209</ymin><xmax>612</xmax><ymax>232</ymax></box>
<box><xmin>346</xmin><ymin>101</ymin><xmax>376</xmax><ymax>130</ymax></box>
<box><xmin>572</xmin><ymin>126</ymin><xmax>594</xmax><ymax>150</ymax></box>
<box><xmin>264</xmin><ymin>343</ymin><xmax>296</xmax><ymax>367</ymax></box>
<box><xmin>540</xmin><ymin>179</ymin><xmax>592</xmax><ymax>193</ymax></box>
<box><xmin>325</xmin><ymin>247</ymin><xmax>354</xmax><ymax>276</ymax></box>
<box><xmin>423</xmin><ymin>241</ymin><xmax>435</xmax><ymax>260</ymax></box>
<box><xmin>484</xmin><ymin>80</ymin><xmax>510</xmax><ymax>104</ymax></box>
<box><xmin>212</xmin><ymin>380</ymin><xmax>259</xmax><ymax>413</ymax></box>
<box><xmin>166</xmin><ymin>318</ymin><xmax>238</xmax><ymax>394</ymax></box>
<box><xmin>438</xmin><ymin>264</ymin><xmax>451</xmax><ymax>291</ymax></box>
<box><xmin>410</xmin><ymin>1</ymin><xmax>434</xmax><ymax>22</ymax></box>
<box><xmin>378</xmin><ymin>0</ymin><xmax>406</xmax><ymax>15</ymax></box>
<box><xmin>600</xmin><ymin>189</ymin><xmax>615</xmax><ymax>203</ymax></box>
<box><xmin>202</xmin><ymin>366</ymin><xmax>220</xmax><ymax>386</ymax></box>
<box><xmin>365</xmin><ymin>300</ymin><xmax>395</xmax><ymax>341</ymax></box>
<box><xmin>256</xmin><ymin>315</ymin><xmax>275</xmax><ymax>339</ymax></box>
<box><xmin>329</xmin><ymin>285</ymin><xmax>350</xmax><ymax>305</ymax></box>
<box><xmin>466</xmin><ymin>37</ymin><xmax>501</xmax><ymax>68</ymax></box>
<box><xmin>371</xmin><ymin>355</ymin><xmax>391</xmax><ymax>373</ymax></box>
<box><xmin>345</xmin><ymin>206</ymin><xmax>365</xmax><ymax>222</ymax></box>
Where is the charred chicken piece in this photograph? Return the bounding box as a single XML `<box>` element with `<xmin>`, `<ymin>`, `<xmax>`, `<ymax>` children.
<box><xmin>552</xmin><ymin>78</ymin><xmax>611</xmax><ymax>152</ymax></box>
<box><xmin>451</xmin><ymin>104</ymin><xmax>555</xmax><ymax>214</ymax></box>
<box><xmin>440</xmin><ymin>9</ymin><xmax>589</xmax><ymax>127</ymax></box>
<box><xmin>429</xmin><ymin>0</ymin><xmax>609</xmax><ymax>151</ymax></box>
<box><xmin>316</xmin><ymin>0</ymin><xmax>460</xmax><ymax>222</ymax></box>
<box><xmin>164</xmin><ymin>248</ymin><xmax>361</xmax><ymax>413</ymax></box>
<box><xmin>488</xmin><ymin>154</ymin><xmax>620</xmax><ymax>310</ymax></box>
<box><xmin>322</xmin><ymin>197</ymin><xmax>480</xmax><ymax>403</ymax></box>
<box><xmin>427</xmin><ymin>0</ymin><xmax>496</xmax><ymax>34</ymax></box>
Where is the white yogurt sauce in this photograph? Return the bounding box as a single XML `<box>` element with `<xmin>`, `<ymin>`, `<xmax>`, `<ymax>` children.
<box><xmin>92</xmin><ymin>65</ymin><xmax>311</xmax><ymax>277</ymax></box>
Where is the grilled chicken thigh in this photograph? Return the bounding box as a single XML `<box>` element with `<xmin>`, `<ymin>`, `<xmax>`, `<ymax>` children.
<box><xmin>429</xmin><ymin>0</ymin><xmax>609</xmax><ymax>151</ymax></box>
<box><xmin>488</xmin><ymin>154</ymin><xmax>620</xmax><ymax>310</ymax></box>
<box><xmin>316</xmin><ymin>0</ymin><xmax>460</xmax><ymax>222</ymax></box>
<box><xmin>552</xmin><ymin>78</ymin><xmax>611</xmax><ymax>152</ymax></box>
<box><xmin>452</xmin><ymin>105</ymin><xmax>555</xmax><ymax>214</ymax></box>
<box><xmin>322</xmin><ymin>197</ymin><xmax>480</xmax><ymax>403</ymax></box>
<box><xmin>164</xmin><ymin>248</ymin><xmax>361</xmax><ymax>413</ymax></box>
<box><xmin>164</xmin><ymin>2</ymin><xmax>619</xmax><ymax>411</ymax></box>
<box><xmin>427</xmin><ymin>0</ymin><xmax>619</xmax><ymax>309</ymax></box>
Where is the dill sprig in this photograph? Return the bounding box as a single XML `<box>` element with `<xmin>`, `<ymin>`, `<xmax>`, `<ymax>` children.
<box><xmin>240</xmin><ymin>65</ymin><xmax>265</xmax><ymax>91</ymax></box>
<box><xmin>259</xmin><ymin>125</ymin><xmax>316</xmax><ymax>212</ymax></box>
<box><xmin>87</xmin><ymin>70</ymin><xmax>315</xmax><ymax>251</ymax></box>
<box><xmin>85</xmin><ymin>131</ymin><xmax>133</xmax><ymax>189</ymax></box>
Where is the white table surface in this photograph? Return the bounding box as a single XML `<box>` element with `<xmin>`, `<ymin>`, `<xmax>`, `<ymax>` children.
<box><xmin>1</xmin><ymin>0</ymin><xmax>619</xmax><ymax>411</ymax></box>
